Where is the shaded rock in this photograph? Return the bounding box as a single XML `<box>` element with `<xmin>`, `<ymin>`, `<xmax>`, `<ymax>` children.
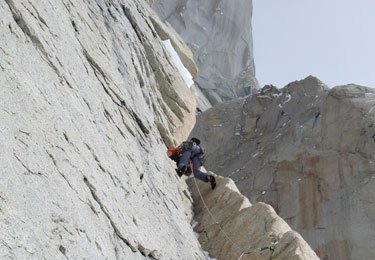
<box><xmin>192</xmin><ymin>84</ymin><xmax>213</xmax><ymax>113</ymax></box>
<box><xmin>190</xmin><ymin>76</ymin><xmax>375</xmax><ymax>260</ymax></box>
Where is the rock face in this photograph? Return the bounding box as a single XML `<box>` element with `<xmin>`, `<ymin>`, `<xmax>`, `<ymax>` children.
<box><xmin>188</xmin><ymin>175</ymin><xmax>319</xmax><ymax>260</ymax></box>
<box><xmin>190</xmin><ymin>76</ymin><xmax>375</xmax><ymax>260</ymax></box>
<box><xmin>153</xmin><ymin>0</ymin><xmax>259</xmax><ymax>105</ymax></box>
<box><xmin>0</xmin><ymin>0</ymin><xmax>205</xmax><ymax>258</ymax></box>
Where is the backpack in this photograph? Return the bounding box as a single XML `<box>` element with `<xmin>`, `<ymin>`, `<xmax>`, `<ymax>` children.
<box><xmin>180</xmin><ymin>141</ymin><xmax>193</xmax><ymax>152</ymax></box>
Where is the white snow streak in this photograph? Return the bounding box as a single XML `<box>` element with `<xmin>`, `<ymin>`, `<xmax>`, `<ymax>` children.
<box><xmin>162</xmin><ymin>39</ymin><xmax>194</xmax><ymax>88</ymax></box>
<box><xmin>284</xmin><ymin>94</ymin><xmax>292</xmax><ymax>103</ymax></box>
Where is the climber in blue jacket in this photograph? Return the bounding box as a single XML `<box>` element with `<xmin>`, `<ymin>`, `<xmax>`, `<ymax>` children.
<box><xmin>167</xmin><ymin>137</ymin><xmax>216</xmax><ymax>190</ymax></box>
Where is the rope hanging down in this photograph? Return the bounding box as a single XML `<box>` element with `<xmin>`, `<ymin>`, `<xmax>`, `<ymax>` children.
<box><xmin>192</xmin><ymin>177</ymin><xmax>277</xmax><ymax>260</ymax></box>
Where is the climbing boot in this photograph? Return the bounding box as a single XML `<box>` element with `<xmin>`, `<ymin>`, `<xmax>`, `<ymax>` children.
<box><xmin>208</xmin><ymin>175</ymin><xmax>216</xmax><ymax>190</ymax></box>
<box><xmin>175</xmin><ymin>168</ymin><xmax>183</xmax><ymax>177</ymax></box>
<box><xmin>185</xmin><ymin>166</ymin><xmax>192</xmax><ymax>176</ymax></box>
<box><xmin>176</xmin><ymin>165</ymin><xmax>187</xmax><ymax>177</ymax></box>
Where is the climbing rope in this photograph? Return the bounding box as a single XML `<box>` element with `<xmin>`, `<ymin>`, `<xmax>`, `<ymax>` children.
<box><xmin>192</xmin><ymin>177</ymin><xmax>277</xmax><ymax>260</ymax></box>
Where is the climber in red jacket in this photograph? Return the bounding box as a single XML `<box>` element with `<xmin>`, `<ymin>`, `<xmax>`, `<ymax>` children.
<box><xmin>167</xmin><ymin>137</ymin><xmax>216</xmax><ymax>190</ymax></box>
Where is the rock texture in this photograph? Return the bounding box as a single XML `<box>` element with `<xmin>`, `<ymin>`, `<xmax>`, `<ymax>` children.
<box><xmin>188</xmin><ymin>175</ymin><xmax>319</xmax><ymax>260</ymax></box>
<box><xmin>191</xmin><ymin>76</ymin><xmax>375</xmax><ymax>260</ymax></box>
<box><xmin>153</xmin><ymin>0</ymin><xmax>259</xmax><ymax>105</ymax></box>
<box><xmin>0</xmin><ymin>0</ymin><xmax>206</xmax><ymax>258</ymax></box>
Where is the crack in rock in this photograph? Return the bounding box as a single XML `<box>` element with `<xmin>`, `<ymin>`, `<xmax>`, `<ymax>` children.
<box><xmin>4</xmin><ymin>0</ymin><xmax>62</xmax><ymax>79</ymax></box>
<box><xmin>83</xmin><ymin>143</ymin><xmax>118</xmax><ymax>187</ymax></box>
<box><xmin>82</xmin><ymin>176</ymin><xmax>137</xmax><ymax>252</ymax></box>
<box><xmin>14</xmin><ymin>153</ymin><xmax>42</xmax><ymax>176</ymax></box>
<box><xmin>46</xmin><ymin>151</ymin><xmax>75</xmax><ymax>191</ymax></box>
<box><xmin>82</xmin><ymin>49</ymin><xmax>150</xmax><ymax>137</ymax></box>
<box><xmin>83</xmin><ymin>176</ymin><xmax>158</xmax><ymax>258</ymax></box>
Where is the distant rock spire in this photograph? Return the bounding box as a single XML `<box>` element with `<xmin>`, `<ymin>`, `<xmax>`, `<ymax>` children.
<box><xmin>153</xmin><ymin>0</ymin><xmax>260</xmax><ymax>105</ymax></box>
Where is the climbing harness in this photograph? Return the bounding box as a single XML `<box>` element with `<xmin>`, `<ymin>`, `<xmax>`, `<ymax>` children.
<box><xmin>192</xmin><ymin>177</ymin><xmax>277</xmax><ymax>260</ymax></box>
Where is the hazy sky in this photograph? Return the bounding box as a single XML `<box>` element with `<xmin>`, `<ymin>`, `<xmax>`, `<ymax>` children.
<box><xmin>253</xmin><ymin>0</ymin><xmax>375</xmax><ymax>88</ymax></box>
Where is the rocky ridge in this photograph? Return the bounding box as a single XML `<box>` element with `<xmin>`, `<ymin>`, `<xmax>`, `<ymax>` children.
<box><xmin>191</xmin><ymin>76</ymin><xmax>375</xmax><ymax>260</ymax></box>
<box><xmin>188</xmin><ymin>175</ymin><xmax>319</xmax><ymax>260</ymax></box>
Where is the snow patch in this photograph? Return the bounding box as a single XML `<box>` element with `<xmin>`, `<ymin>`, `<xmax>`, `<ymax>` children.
<box><xmin>251</xmin><ymin>152</ymin><xmax>260</xmax><ymax>158</ymax></box>
<box><xmin>365</xmin><ymin>93</ymin><xmax>375</xmax><ymax>99</ymax></box>
<box><xmin>191</xmin><ymin>220</ymin><xmax>199</xmax><ymax>228</ymax></box>
<box><xmin>283</xmin><ymin>94</ymin><xmax>292</xmax><ymax>103</ymax></box>
<box><xmin>204</xmin><ymin>251</ymin><xmax>217</xmax><ymax>260</ymax></box>
<box><xmin>162</xmin><ymin>39</ymin><xmax>194</xmax><ymax>88</ymax></box>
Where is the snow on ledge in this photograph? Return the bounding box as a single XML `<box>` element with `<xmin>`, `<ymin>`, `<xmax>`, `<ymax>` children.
<box><xmin>162</xmin><ymin>39</ymin><xmax>194</xmax><ymax>88</ymax></box>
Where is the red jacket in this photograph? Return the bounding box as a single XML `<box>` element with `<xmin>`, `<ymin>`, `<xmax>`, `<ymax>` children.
<box><xmin>167</xmin><ymin>146</ymin><xmax>180</xmax><ymax>162</ymax></box>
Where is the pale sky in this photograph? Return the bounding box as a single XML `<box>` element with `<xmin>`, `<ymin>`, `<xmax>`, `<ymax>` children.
<box><xmin>253</xmin><ymin>0</ymin><xmax>375</xmax><ymax>88</ymax></box>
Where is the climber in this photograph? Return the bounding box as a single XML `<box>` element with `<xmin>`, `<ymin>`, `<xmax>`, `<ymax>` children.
<box><xmin>167</xmin><ymin>137</ymin><xmax>216</xmax><ymax>190</ymax></box>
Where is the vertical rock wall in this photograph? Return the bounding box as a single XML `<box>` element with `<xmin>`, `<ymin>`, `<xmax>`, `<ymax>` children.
<box><xmin>153</xmin><ymin>0</ymin><xmax>259</xmax><ymax>105</ymax></box>
<box><xmin>0</xmin><ymin>0</ymin><xmax>205</xmax><ymax>259</ymax></box>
